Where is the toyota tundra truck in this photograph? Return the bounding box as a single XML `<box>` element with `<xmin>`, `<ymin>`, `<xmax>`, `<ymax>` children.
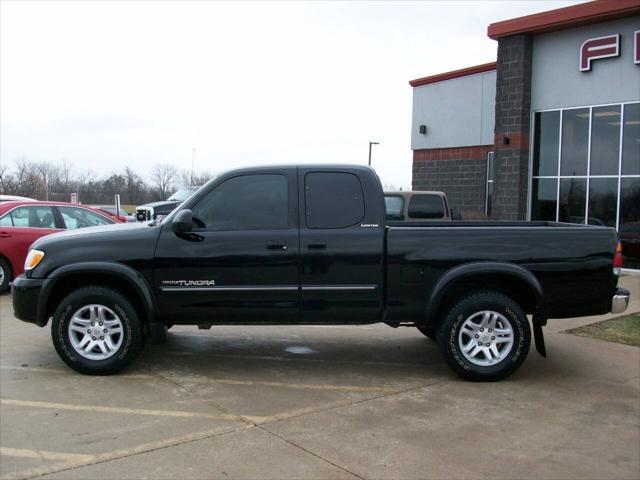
<box><xmin>11</xmin><ymin>165</ymin><xmax>630</xmax><ymax>381</ymax></box>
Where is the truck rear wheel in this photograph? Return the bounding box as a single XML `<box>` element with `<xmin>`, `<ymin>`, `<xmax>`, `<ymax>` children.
<box><xmin>436</xmin><ymin>291</ymin><xmax>531</xmax><ymax>381</ymax></box>
<box><xmin>51</xmin><ymin>286</ymin><xmax>145</xmax><ymax>375</ymax></box>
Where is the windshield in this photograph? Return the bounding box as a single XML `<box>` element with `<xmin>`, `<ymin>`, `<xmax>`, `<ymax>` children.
<box><xmin>168</xmin><ymin>187</ymin><xmax>199</xmax><ymax>202</ymax></box>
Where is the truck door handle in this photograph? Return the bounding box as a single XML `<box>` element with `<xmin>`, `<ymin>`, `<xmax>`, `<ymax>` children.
<box><xmin>0</xmin><ymin>231</ymin><xmax>10</xmax><ymax>238</ymax></box>
<box><xmin>267</xmin><ymin>242</ymin><xmax>288</xmax><ymax>251</ymax></box>
<box><xmin>308</xmin><ymin>242</ymin><xmax>326</xmax><ymax>250</ymax></box>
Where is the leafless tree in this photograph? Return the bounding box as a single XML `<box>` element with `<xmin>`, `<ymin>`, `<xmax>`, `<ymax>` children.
<box><xmin>179</xmin><ymin>168</ymin><xmax>215</xmax><ymax>187</ymax></box>
<box><xmin>151</xmin><ymin>163</ymin><xmax>178</xmax><ymax>199</ymax></box>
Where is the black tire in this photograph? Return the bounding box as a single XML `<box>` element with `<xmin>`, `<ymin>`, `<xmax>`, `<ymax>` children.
<box><xmin>51</xmin><ymin>286</ymin><xmax>145</xmax><ymax>375</ymax></box>
<box><xmin>416</xmin><ymin>326</ymin><xmax>436</xmax><ymax>340</ymax></box>
<box><xmin>0</xmin><ymin>257</ymin><xmax>11</xmax><ymax>294</ymax></box>
<box><xmin>436</xmin><ymin>291</ymin><xmax>531</xmax><ymax>381</ymax></box>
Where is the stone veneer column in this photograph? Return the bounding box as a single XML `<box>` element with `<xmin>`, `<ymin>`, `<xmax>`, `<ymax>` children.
<box><xmin>492</xmin><ymin>34</ymin><xmax>533</xmax><ymax>220</ymax></box>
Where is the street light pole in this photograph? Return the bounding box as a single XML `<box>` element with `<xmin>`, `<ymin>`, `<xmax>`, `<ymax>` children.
<box><xmin>368</xmin><ymin>141</ymin><xmax>380</xmax><ymax>167</ymax></box>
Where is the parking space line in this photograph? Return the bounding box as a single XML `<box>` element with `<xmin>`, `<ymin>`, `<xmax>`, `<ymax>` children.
<box><xmin>0</xmin><ymin>447</ymin><xmax>95</xmax><ymax>464</ymax></box>
<box><xmin>0</xmin><ymin>399</ymin><xmax>238</xmax><ymax>420</ymax></box>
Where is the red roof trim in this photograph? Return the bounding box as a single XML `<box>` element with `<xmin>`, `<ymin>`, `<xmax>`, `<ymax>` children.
<box><xmin>409</xmin><ymin>62</ymin><xmax>496</xmax><ymax>88</ymax></box>
<box><xmin>488</xmin><ymin>0</ymin><xmax>640</xmax><ymax>39</ymax></box>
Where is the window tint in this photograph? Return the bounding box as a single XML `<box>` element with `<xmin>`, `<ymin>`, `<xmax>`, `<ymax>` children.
<box><xmin>533</xmin><ymin>111</ymin><xmax>560</xmax><ymax>176</ymax></box>
<box><xmin>561</xmin><ymin>108</ymin><xmax>589</xmax><ymax>176</ymax></box>
<box><xmin>384</xmin><ymin>196</ymin><xmax>404</xmax><ymax>221</ymax></box>
<box><xmin>192</xmin><ymin>174</ymin><xmax>288</xmax><ymax>230</ymax></box>
<box><xmin>408</xmin><ymin>194</ymin><xmax>445</xmax><ymax>219</ymax></box>
<box><xmin>305</xmin><ymin>172</ymin><xmax>364</xmax><ymax>229</ymax></box>
<box><xmin>559</xmin><ymin>178</ymin><xmax>586</xmax><ymax>223</ymax></box>
<box><xmin>590</xmin><ymin>105</ymin><xmax>620</xmax><ymax>175</ymax></box>
<box><xmin>622</xmin><ymin>103</ymin><xmax>640</xmax><ymax>175</ymax></box>
<box><xmin>59</xmin><ymin>207</ymin><xmax>112</xmax><ymax>230</ymax></box>
<box><xmin>531</xmin><ymin>178</ymin><xmax>557</xmax><ymax>221</ymax></box>
<box><xmin>6</xmin><ymin>206</ymin><xmax>56</xmax><ymax>228</ymax></box>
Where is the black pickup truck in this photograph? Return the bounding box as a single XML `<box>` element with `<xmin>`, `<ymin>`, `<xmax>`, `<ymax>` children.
<box><xmin>12</xmin><ymin>165</ymin><xmax>630</xmax><ymax>381</ymax></box>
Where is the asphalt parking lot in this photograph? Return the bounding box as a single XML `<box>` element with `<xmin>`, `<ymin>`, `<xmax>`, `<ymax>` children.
<box><xmin>1</xmin><ymin>276</ymin><xmax>639</xmax><ymax>480</ymax></box>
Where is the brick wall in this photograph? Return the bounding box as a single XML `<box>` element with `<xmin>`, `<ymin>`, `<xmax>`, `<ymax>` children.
<box><xmin>492</xmin><ymin>34</ymin><xmax>533</xmax><ymax>220</ymax></box>
<box><xmin>412</xmin><ymin>145</ymin><xmax>492</xmax><ymax>217</ymax></box>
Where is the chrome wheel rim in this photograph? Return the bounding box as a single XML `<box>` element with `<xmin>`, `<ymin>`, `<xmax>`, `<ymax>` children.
<box><xmin>458</xmin><ymin>310</ymin><xmax>514</xmax><ymax>367</ymax></box>
<box><xmin>68</xmin><ymin>304</ymin><xmax>124</xmax><ymax>360</ymax></box>
<box><xmin>0</xmin><ymin>265</ymin><xmax>5</xmax><ymax>286</ymax></box>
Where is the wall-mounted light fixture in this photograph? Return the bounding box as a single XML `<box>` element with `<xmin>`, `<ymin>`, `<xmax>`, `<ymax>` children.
<box><xmin>502</xmin><ymin>136</ymin><xmax>510</xmax><ymax>145</ymax></box>
<box><xmin>419</xmin><ymin>125</ymin><xmax>427</xmax><ymax>135</ymax></box>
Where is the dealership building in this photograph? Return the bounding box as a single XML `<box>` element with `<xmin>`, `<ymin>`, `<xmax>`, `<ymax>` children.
<box><xmin>410</xmin><ymin>0</ymin><xmax>639</xmax><ymax>246</ymax></box>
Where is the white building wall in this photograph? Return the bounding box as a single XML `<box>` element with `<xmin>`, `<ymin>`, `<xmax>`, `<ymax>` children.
<box><xmin>531</xmin><ymin>16</ymin><xmax>640</xmax><ymax>111</ymax></box>
<box><xmin>410</xmin><ymin>70</ymin><xmax>496</xmax><ymax>150</ymax></box>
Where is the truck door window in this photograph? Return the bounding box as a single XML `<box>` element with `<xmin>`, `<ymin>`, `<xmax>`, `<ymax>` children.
<box><xmin>305</xmin><ymin>172</ymin><xmax>365</xmax><ymax>229</ymax></box>
<box><xmin>408</xmin><ymin>195</ymin><xmax>445</xmax><ymax>219</ymax></box>
<box><xmin>191</xmin><ymin>174</ymin><xmax>288</xmax><ymax>230</ymax></box>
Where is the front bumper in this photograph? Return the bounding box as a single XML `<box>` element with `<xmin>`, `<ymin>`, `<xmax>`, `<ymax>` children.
<box><xmin>11</xmin><ymin>275</ymin><xmax>47</xmax><ymax>326</ymax></box>
<box><xmin>611</xmin><ymin>287</ymin><xmax>630</xmax><ymax>315</ymax></box>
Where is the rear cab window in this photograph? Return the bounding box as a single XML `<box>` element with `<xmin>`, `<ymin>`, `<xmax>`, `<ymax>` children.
<box><xmin>408</xmin><ymin>194</ymin><xmax>446</xmax><ymax>219</ymax></box>
<box><xmin>305</xmin><ymin>172</ymin><xmax>365</xmax><ymax>229</ymax></box>
<box><xmin>384</xmin><ymin>195</ymin><xmax>405</xmax><ymax>221</ymax></box>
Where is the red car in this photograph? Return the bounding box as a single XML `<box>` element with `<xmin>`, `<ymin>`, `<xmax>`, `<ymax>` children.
<box><xmin>0</xmin><ymin>201</ymin><xmax>121</xmax><ymax>292</ymax></box>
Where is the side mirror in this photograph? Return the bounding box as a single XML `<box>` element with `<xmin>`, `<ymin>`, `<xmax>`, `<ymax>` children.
<box><xmin>451</xmin><ymin>208</ymin><xmax>462</xmax><ymax>221</ymax></box>
<box><xmin>172</xmin><ymin>209</ymin><xmax>193</xmax><ymax>233</ymax></box>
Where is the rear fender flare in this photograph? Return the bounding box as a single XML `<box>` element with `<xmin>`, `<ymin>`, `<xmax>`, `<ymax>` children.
<box><xmin>426</xmin><ymin>262</ymin><xmax>547</xmax><ymax>356</ymax></box>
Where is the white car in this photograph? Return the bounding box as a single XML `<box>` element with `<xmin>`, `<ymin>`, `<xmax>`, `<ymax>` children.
<box><xmin>0</xmin><ymin>195</ymin><xmax>36</xmax><ymax>202</ymax></box>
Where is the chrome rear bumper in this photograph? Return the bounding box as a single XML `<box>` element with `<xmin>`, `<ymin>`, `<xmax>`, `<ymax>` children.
<box><xmin>611</xmin><ymin>288</ymin><xmax>630</xmax><ymax>314</ymax></box>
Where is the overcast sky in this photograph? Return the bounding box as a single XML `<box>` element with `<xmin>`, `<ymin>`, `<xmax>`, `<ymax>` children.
<box><xmin>1</xmin><ymin>0</ymin><xmax>581</xmax><ymax>189</ymax></box>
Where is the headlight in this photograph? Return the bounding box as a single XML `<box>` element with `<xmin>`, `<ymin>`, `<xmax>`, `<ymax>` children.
<box><xmin>24</xmin><ymin>249</ymin><xmax>45</xmax><ymax>271</ymax></box>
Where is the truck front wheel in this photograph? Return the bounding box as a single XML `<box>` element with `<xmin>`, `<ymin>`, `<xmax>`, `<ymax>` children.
<box><xmin>436</xmin><ymin>291</ymin><xmax>531</xmax><ymax>381</ymax></box>
<box><xmin>51</xmin><ymin>287</ymin><xmax>145</xmax><ymax>375</ymax></box>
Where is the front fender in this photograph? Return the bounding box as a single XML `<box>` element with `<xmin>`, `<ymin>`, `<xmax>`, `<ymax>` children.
<box><xmin>37</xmin><ymin>262</ymin><xmax>158</xmax><ymax>327</ymax></box>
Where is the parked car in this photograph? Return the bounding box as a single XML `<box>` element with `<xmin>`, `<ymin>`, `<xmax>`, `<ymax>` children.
<box><xmin>11</xmin><ymin>165</ymin><xmax>629</xmax><ymax>380</ymax></box>
<box><xmin>93</xmin><ymin>206</ymin><xmax>136</xmax><ymax>223</ymax></box>
<box><xmin>0</xmin><ymin>195</ymin><xmax>36</xmax><ymax>202</ymax></box>
<box><xmin>135</xmin><ymin>186</ymin><xmax>201</xmax><ymax>222</ymax></box>
<box><xmin>384</xmin><ymin>191</ymin><xmax>461</xmax><ymax>221</ymax></box>
<box><xmin>0</xmin><ymin>201</ymin><xmax>121</xmax><ymax>292</ymax></box>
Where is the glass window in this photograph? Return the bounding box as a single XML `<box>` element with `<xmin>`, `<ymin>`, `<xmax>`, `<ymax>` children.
<box><xmin>590</xmin><ymin>105</ymin><xmax>621</xmax><ymax>175</ymax></box>
<box><xmin>561</xmin><ymin>108</ymin><xmax>589</xmax><ymax>176</ymax></box>
<box><xmin>486</xmin><ymin>151</ymin><xmax>494</xmax><ymax>216</ymax></box>
<box><xmin>191</xmin><ymin>174</ymin><xmax>288</xmax><ymax>230</ymax></box>
<box><xmin>305</xmin><ymin>172</ymin><xmax>364</xmax><ymax>229</ymax></box>
<box><xmin>59</xmin><ymin>207</ymin><xmax>112</xmax><ymax>230</ymax></box>
<box><xmin>384</xmin><ymin>195</ymin><xmax>404</xmax><ymax>221</ymax></box>
<box><xmin>622</xmin><ymin>103</ymin><xmax>640</xmax><ymax>175</ymax></box>
<box><xmin>619</xmin><ymin>178</ymin><xmax>640</xmax><ymax>269</ymax></box>
<box><xmin>559</xmin><ymin>178</ymin><xmax>587</xmax><ymax>223</ymax></box>
<box><xmin>588</xmin><ymin>178</ymin><xmax>617</xmax><ymax>227</ymax></box>
<box><xmin>7</xmin><ymin>206</ymin><xmax>56</xmax><ymax>228</ymax></box>
<box><xmin>531</xmin><ymin>178</ymin><xmax>557</xmax><ymax>221</ymax></box>
<box><xmin>0</xmin><ymin>214</ymin><xmax>13</xmax><ymax>226</ymax></box>
<box><xmin>533</xmin><ymin>111</ymin><xmax>560</xmax><ymax>176</ymax></box>
<box><xmin>408</xmin><ymin>194</ymin><xmax>445</xmax><ymax>219</ymax></box>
